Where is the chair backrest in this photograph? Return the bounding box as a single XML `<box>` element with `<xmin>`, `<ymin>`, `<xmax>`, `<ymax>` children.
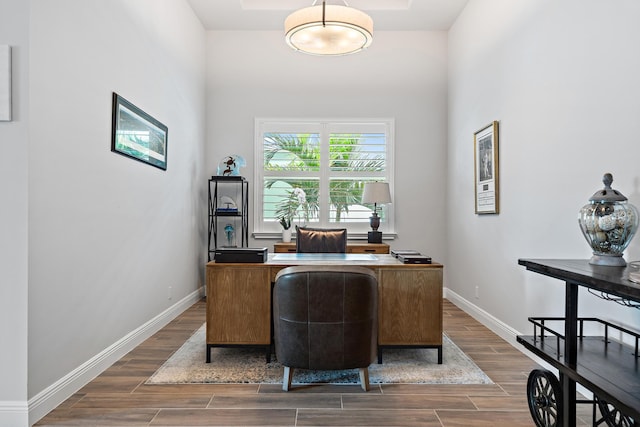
<box><xmin>295</xmin><ymin>226</ymin><xmax>347</xmax><ymax>253</ymax></box>
<box><xmin>273</xmin><ymin>265</ymin><xmax>378</xmax><ymax>371</ymax></box>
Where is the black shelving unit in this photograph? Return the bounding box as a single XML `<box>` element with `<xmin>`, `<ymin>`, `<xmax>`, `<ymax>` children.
<box><xmin>208</xmin><ymin>176</ymin><xmax>249</xmax><ymax>261</ymax></box>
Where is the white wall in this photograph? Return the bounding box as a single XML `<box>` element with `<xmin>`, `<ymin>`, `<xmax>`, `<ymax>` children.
<box><xmin>448</xmin><ymin>0</ymin><xmax>640</xmax><ymax>337</ymax></box>
<box><xmin>0</xmin><ymin>0</ymin><xmax>30</xmax><ymax>425</ymax></box>
<box><xmin>205</xmin><ymin>30</ymin><xmax>449</xmax><ymax>258</ymax></box>
<box><xmin>26</xmin><ymin>0</ymin><xmax>206</xmax><ymax>421</ymax></box>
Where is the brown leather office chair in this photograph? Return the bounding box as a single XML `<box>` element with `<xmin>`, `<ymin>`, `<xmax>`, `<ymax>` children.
<box><xmin>295</xmin><ymin>226</ymin><xmax>347</xmax><ymax>253</ymax></box>
<box><xmin>273</xmin><ymin>265</ymin><xmax>378</xmax><ymax>391</ymax></box>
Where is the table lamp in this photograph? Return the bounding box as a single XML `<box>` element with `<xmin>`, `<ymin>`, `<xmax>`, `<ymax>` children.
<box><xmin>361</xmin><ymin>182</ymin><xmax>392</xmax><ymax>243</ymax></box>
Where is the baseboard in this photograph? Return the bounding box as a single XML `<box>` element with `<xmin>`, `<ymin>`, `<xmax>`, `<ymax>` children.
<box><xmin>0</xmin><ymin>401</ymin><xmax>29</xmax><ymax>427</ymax></box>
<box><xmin>443</xmin><ymin>287</ymin><xmax>593</xmax><ymax>398</ymax></box>
<box><xmin>444</xmin><ymin>287</ymin><xmax>521</xmax><ymax>345</ymax></box>
<box><xmin>28</xmin><ymin>288</ymin><xmax>203</xmax><ymax>426</ymax></box>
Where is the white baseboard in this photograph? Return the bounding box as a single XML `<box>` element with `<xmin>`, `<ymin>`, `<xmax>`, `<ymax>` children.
<box><xmin>443</xmin><ymin>287</ymin><xmax>592</xmax><ymax>398</ymax></box>
<box><xmin>27</xmin><ymin>288</ymin><xmax>203</xmax><ymax>426</ymax></box>
<box><xmin>444</xmin><ymin>287</ymin><xmax>522</xmax><ymax>345</ymax></box>
<box><xmin>0</xmin><ymin>401</ymin><xmax>29</xmax><ymax>427</ymax></box>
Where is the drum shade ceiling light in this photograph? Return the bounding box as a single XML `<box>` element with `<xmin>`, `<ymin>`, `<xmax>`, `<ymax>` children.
<box><xmin>285</xmin><ymin>1</ymin><xmax>373</xmax><ymax>56</ymax></box>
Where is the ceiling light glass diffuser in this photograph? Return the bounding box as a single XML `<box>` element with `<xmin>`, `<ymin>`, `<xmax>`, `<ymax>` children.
<box><xmin>285</xmin><ymin>1</ymin><xmax>373</xmax><ymax>56</ymax></box>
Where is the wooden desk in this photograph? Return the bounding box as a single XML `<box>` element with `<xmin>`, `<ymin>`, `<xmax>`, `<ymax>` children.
<box><xmin>206</xmin><ymin>254</ymin><xmax>443</xmax><ymax>364</ymax></box>
<box><xmin>274</xmin><ymin>242</ymin><xmax>390</xmax><ymax>254</ymax></box>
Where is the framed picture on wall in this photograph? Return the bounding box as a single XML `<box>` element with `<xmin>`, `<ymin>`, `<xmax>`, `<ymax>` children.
<box><xmin>111</xmin><ymin>93</ymin><xmax>168</xmax><ymax>170</ymax></box>
<box><xmin>474</xmin><ymin>121</ymin><xmax>499</xmax><ymax>214</ymax></box>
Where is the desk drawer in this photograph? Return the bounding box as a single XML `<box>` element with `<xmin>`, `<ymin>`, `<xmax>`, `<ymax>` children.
<box><xmin>274</xmin><ymin>243</ymin><xmax>296</xmax><ymax>253</ymax></box>
<box><xmin>350</xmin><ymin>246</ymin><xmax>389</xmax><ymax>254</ymax></box>
<box><xmin>349</xmin><ymin>243</ymin><xmax>390</xmax><ymax>254</ymax></box>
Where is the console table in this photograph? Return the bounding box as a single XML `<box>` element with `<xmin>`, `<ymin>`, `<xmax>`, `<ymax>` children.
<box><xmin>273</xmin><ymin>242</ymin><xmax>390</xmax><ymax>254</ymax></box>
<box><xmin>206</xmin><ymin>253</ymin><xmax>442</xmax><ymax>364</ymax></box>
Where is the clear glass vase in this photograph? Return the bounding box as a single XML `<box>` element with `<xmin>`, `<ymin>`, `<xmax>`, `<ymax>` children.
<box><xmin>578</xmin><ymin>173</ymin><xmax>638</xmax><ymax>266</ymax></box>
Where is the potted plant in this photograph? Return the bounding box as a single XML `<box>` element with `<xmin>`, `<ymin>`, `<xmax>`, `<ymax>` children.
<box><xmin>276</xmin><ymin>187</ymin><xmax>313</xmax><ymax>242</ymax></box>
<box><xmin>279</xmin><ymin>216</ymin><xmax>292</xmax><ymax>242</ymax></box>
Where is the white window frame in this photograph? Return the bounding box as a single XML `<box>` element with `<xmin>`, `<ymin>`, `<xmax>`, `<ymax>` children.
<box><xmin>253</xmin><ymin>117</ymin><xmax>395</xmax><ymax>239</ymax></box>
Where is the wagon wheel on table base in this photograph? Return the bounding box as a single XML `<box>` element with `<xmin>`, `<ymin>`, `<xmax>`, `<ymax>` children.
<box><xmin>595</xmin><ymin>396</ymin><xmax>636</xmax><ymax>427</ymax></box>
<box><xmin>527</xmin><ymin>369</ymin><xmax>563</xmax><ymax>427</ymax></box>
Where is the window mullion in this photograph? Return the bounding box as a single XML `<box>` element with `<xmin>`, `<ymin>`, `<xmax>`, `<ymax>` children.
<box><xmin>318</xmin><ymin>123</ymin><xmax>330</xmax><ymax>225</ymax></box>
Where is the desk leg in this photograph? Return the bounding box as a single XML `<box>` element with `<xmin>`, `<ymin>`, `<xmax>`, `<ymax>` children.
<box><xmin>562</xmin><ymin>282</ymin><xmax>579</xmax><ymax>427</ymax></box>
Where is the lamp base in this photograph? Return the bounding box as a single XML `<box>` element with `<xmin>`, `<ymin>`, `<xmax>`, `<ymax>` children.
<box><xmin>367</xmin><ymin>231</ymin><xmax>382</xmax><ymax>244</ymax></box>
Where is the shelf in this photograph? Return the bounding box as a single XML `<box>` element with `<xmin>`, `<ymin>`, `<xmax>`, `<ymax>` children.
<box><xmin>517</xmin><ymin>334</ymin><xmax>640</xmax><ymax>419</ymax></box>
<box><xmin>215</xmin><ymin>211</ymin><xmax>242</xmax><ymax>216</ymax></box>
<box><xmin>210</xmin><ymin>175</ymin><xmax>245</xmax><ymax>181</ymax></box>
<box><xmin>208</xmin><ymin>177</ymin><xmax>249</xmax><ymax>261</ymax></box>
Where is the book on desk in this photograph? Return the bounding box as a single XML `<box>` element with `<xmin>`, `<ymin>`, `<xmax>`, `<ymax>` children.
<box><xmin>391</xmin><ymin>249</ymin><xmax>432</xmax><ymax>264</ymax></box>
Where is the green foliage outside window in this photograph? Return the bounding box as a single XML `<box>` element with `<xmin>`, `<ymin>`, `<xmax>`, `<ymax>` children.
<box><xmin>264</xmin><ymin>132</ymin><xmax>384</xmax><ymax>224</ymax></box>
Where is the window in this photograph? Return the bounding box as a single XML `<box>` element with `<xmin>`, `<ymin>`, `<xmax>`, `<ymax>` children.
<box><xmin>254</xmin><ymin>118</ymin><xmax>394</xmax><ymax>236</ymax></box>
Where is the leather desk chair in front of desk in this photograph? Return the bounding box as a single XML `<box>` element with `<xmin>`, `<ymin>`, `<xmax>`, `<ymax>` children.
<box><xmin>295</xmin><ymin>226</ymin><xmax>347</xmax><ymax>253</ymax></box>
<box><xmin>273</xmin><ymin>265</ymin><xmax>378</xmax><ymax>391</ymax></box>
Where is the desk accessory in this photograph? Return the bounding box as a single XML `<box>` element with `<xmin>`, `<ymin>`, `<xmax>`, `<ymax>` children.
<box><xmin>214</xmin><ymin>247</ymin><xmax>267</xmax><ymax>263</ymax></box>
<box><xmin>361</xmin><ymin>182</ymin><xmax>392</xmax><ymax>243</ymax></box>
<box><xmin>397</xmin><ymin>254</ymin><xmax>432</xmax><ymax>264</ymax></box>
<box><xmin>578</xmin><ymin>173</ymin><xmax>638</xmax><ymax>266</ymax></box>
<box><xmin>391</xmin><ymin>249</ymin><xmax>421</xmax><ymax>258</ymax></box>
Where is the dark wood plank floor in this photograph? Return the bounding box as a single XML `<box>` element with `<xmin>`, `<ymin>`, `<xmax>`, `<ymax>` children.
<box><xmin>35</xmin><ymin>299</ymin><xmax>594</xmax><ymax>426</ymax></box>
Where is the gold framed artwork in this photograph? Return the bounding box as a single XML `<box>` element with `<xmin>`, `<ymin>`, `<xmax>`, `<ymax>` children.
<box><xmin>474</xmin><ymin>121</ymin><xmax>499</xmax><ymax>214</ymax></box>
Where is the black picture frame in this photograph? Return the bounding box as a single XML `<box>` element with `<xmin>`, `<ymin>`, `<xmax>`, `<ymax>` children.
<box><xmin>111</xmin><ymin>93</ymin><xmax>168</xmax><ymax>170</ymax></box>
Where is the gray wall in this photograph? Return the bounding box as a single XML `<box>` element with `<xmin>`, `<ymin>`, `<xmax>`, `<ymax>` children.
<box><xmin>0</xmin><ymin>0</ymin><xmax>29</xmax><ymax>425</ymax></box>
<box><xmin>18</xmin><ymin>0</ymin><xmax>206</xmax><ymax>423</ymax></box>
<box><xmin>447</xmin><ymin>0</ymin><xmax>640</xmax><ymax>337</ymax></box>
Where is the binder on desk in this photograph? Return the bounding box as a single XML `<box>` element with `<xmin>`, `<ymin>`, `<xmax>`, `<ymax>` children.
<box><xmin>391</xmin><ymin>249</ymin><xmax>422</xmax><ymax>258</ymax></box>
<box><xmin>397</xmin><ymin>254</ymin><xmax>432</xmax><ymax>264</ymax></box>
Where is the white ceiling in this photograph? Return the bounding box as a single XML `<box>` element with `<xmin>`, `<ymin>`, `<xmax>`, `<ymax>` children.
<box><xmin>187</xmin><ymin>0</ymin><xmax>469</xmax><ymax>31</ymax></box>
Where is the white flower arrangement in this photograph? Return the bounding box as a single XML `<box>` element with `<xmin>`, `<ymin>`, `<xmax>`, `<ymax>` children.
<box><xmin>278</xmin><ymin>187</ymin><xmax>309</xmax><ymax>229</ymax></box>
<box><xmin>293</xmin><ymin>187</ymin><xmax>306</xmax><ymax>204</ymax></box>
<box><xmin>292</xmin><ymin>187</ymin><xmax>309</xmax><ymax>224</ymax></box>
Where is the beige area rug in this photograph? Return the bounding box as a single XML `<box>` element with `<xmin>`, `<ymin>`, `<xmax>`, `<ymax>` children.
<box><xmin>147</xmin><ymin>324</ymin><xmax>493</xmax><ymax>385</ymax></box>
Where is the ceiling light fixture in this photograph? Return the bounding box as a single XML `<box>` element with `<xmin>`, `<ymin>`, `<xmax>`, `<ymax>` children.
<box><xmin>284</xmin><ymin>1</ymin><xmax>373</xmax><ymax>56</ymax></box>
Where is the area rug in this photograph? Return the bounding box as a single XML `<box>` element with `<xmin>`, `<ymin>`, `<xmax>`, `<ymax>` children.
<box><xmin>146</xmin><ymin>324</ymin><xmax>493</xmax><ymax>385</ymax></box>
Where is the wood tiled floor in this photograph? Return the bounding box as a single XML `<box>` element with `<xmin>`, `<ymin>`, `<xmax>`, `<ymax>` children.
<box><xmin>35</xmin><ymin>299</ymin><xmax>594</xmax><ymax>426</ymax></box>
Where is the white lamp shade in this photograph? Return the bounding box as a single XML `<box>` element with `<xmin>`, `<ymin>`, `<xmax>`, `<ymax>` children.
<box><xmin>362</xmin><ymin>182</ymin><xmax>391</xmax><ymax>205</ymax></box>
<box><xmin>284</xmin><ymin>4</ymin><xmax>373</xmax><ymax>56</ymax></box>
